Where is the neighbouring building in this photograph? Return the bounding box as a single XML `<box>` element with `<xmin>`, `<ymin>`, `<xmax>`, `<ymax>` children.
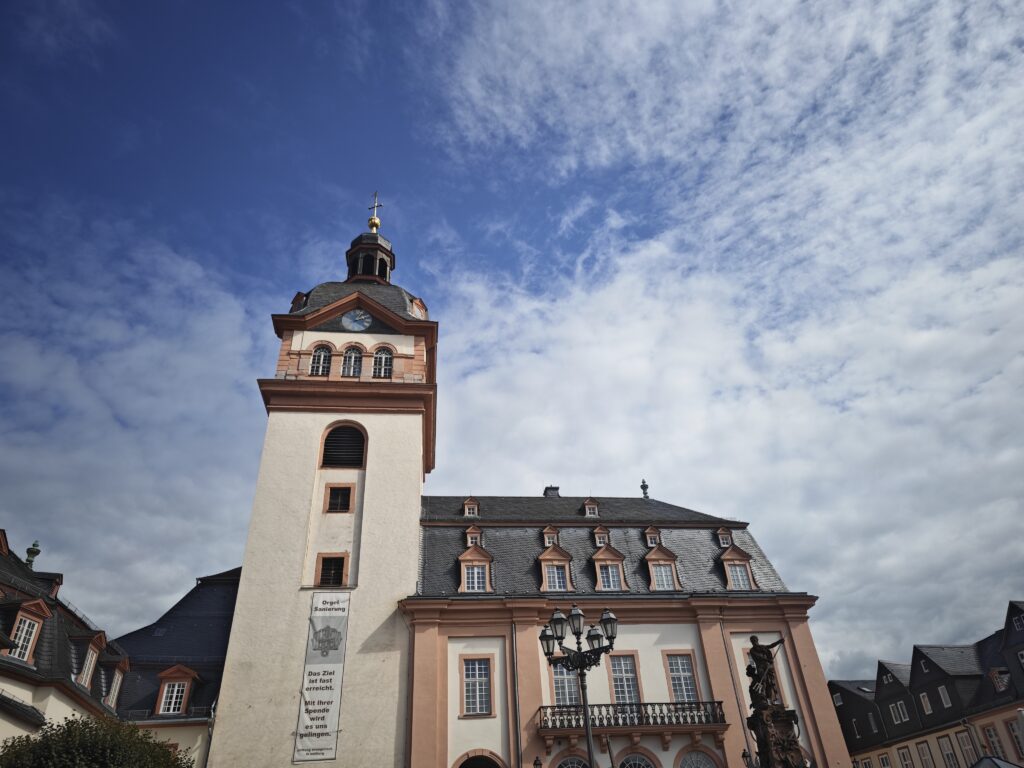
<box><xmin>828</xmin><ymin>601</ymin><xmax>1024</xmax><ymax>768</ymax></box>
<box><xmin>0</xmin><ymin>530</ymin><xmax>130</xmax><ymax>738</ymax></box>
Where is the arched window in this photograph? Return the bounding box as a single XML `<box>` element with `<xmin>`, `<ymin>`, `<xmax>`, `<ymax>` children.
<box><xmin>619</xmin><ymin>757</ymin><xmax>656</xmax><ymax>768</ymax></box>
<box><xmin>679</xmin><ymin>752</ymin><xmax>717</xmax><ymax>768</ymax></box>
<box><xmin>322</xmin><ymin>425</ymin><xmax>365</xmax><ymax>468</ymax></box>
<box><xmin>341</xmin><ymin>347</ymin><xmax>362</xmax><ymax>378</ymax></box>
<box><xmin>557</xmin><ymin>759</ymin><xmax>589</xmax><ymax>768</ymax></box>
<box><xmin>372</xmin><ymin>348</ymin><xmax>393</xmax><ymax>379</ymax></box>
<box><xmin>309</xmin><ymin>346</ymin><xmax>331</xmax><ymax>377</ymax></box>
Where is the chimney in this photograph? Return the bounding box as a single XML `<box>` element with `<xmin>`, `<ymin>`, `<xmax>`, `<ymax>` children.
<box><xmin>543</xmin><ymin>486</ymin><xmax>560</xmax><ymax>498</ymax></box>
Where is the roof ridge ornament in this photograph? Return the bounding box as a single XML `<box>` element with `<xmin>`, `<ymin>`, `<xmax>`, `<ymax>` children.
<box><xmin>368</xmin><ymin>191</ymin><xmax>382</xmax><ymax>233</ymax></box>
<box><xmin>640</xmin><ymin>479</ymin><xmax>649</xmax><ymax>499</ymax></box>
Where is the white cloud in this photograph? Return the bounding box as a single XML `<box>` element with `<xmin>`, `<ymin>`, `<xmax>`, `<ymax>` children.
<box><xmin>0</xmin><ymin>201</ymin><xmax>277</xmax><ymax>635</ymax></box>
<box><xmin>417</xmin><ymin>0</ymin><xmax>1024</xmax><ymax>678</ymax></box>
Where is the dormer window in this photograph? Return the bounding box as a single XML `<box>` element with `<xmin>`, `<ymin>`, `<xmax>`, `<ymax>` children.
<box><xmin>543</xmin><ymin>526</ymin><xmax>558</xmax><ymax>547</ymax></box>
<box><xmin>466</xmin><ymin>526</ymin><xmax>482</xmax><ymax>548</ymax></box>
<box><xmin>463</xmin><ymin>498</ymin><xmax>479</xmax><ymax>517</ymax></box>
<box><xmin>310</xmin><ymin>345</ymin><xmax>332</xmax><ymax>377</ymax></box>
<box><xmin>727</xmin><ymin>563</ymin><xmax>753</xmax><ymax>590</ymax></box>
<box><xmin>538</xmin><ymin>533</ymin><xmax>574</xmax><ymax>592</ymax></box>
<box><xmin>644</xmin><ymin>527</ymin><xmax>660</xmax><ymax>547</ymax></box>
<box><xmin>584</xmin><ymin>499</ymin><xmax>599</xmax><ymax>518</ymax></box>
<box><xmin>883</xmin><ymin>673</ymin><xmax>893</xmax><ymax>684</ymax></box>
<box><xmin>716</xmin><ymin>528</ymin><xmax>732</xmax><ymax>547</ymax></box>
<box><xmin>593</xmin><ymin>525</ymin><xmax>609</xmax><ymax>547</ymax></box>
<box><xmin>105</xmin><ymin>669</ymin><xmax>124</xmax><ymax>709</ymax></box>
<box><xmin>77</xmin><ymin>646</ymin><xmax>99</xmax><ymax>687</ymax></box>
<box><xmin>2</xmin><ymin>599</ymin><xmax>51</xmax><ymax>665</ymax></box>
<box><xmin>155</xmin><ymin>665</ymin><xmax>199</xmax><ymax>716</ymax></box>
<box><xmin>720</xmin><ymin>543</ymin><xmax>758</xmax><ymax>591</ymax></box>
<box><xmin>459</xmin><ymin>541</ymin><xmax>493</xmax><ymax>594</ymax></box>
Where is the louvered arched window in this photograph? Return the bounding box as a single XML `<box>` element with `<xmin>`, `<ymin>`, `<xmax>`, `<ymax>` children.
<box><xmin>322</xmin><ymin>425</ymin><xmax>366</xmax><ymax>468</ymax></box>
<box><xmin>372</xmin><ymin>348</ymin><xmax>393</xmax><ymax>379</ymax></box>
<box><xmin>310</xmin><ymin>346</ymin><xmax>332</xmax><ymax>377</ymax></box>
<box><xmin>341</xmin><ymin>347</ymin><xmax>362</xmax><ymax>378</ymax></box>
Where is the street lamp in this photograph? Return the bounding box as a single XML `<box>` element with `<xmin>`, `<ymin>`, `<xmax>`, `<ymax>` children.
<box><xmin>539</xmin><ymin>604</ymin><xmax>618</xmax><ymax>768</ymax></box>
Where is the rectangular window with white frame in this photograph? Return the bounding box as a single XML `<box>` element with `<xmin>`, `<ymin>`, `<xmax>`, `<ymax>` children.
<box><xmin>937</xmin><ymin>684</ymin><xmax>951</xmax><ymax>708</ymax></box>
<box><xmin>464</xmin><ymin>564</ymin><xmax>487</xmax><ymax>592</ymax></box>
<box><xmin>983</xmin><ymin>725</ymin><xmax>1006</xmax><ymax>759</ymax></box>
<box><xmin>652</xmin><ymin>563</ymin><xmax>674</xmax><ymax>591</ymax></box>
<box><xmin>879</xmin><ymin>753</ymin><xmax>892</xmax><ymax>768</ymax></box>
<box><xmin>937</xmin><ymin>735</ymin><xmax>959</xmax><ymax>768</ymax></box>
<box><xmin>833</xmin><ymin>692</ymin><xmax>843</xmax><ymax>706</ymax></box>
<box><xmin>77</xmin><ymin>646</ymin><xmax>98</xmax><ymax>687</ymax></box>
<box><xmin>852</xmin><ymin>718</ymin><xmax>861</xmax><ymax>738</ymax></box>
<box><xmin>916</xmin><ymin>742</ymin><xmax>935</xmax><ymax>768</ymax></box>
<box><xmin>553</xmin><ymin>664</ymin><xmax>580</xmax><ymax>706</ymax></box>
<box><xmin>955</xmin><ymin>731</ymin><xmax>978</xmax><ymax>764</ymax></box>
<box><xmin>868</xmin><ymin>711</ymin><xmax>878</xmax><ymax>733</ymax></box>
<box><xmin>8</xmin><ymin>616</ymin><xmax>40</xmax><ymax>662</ymax></box>
<box><xmin>609</xmin><ymin>655</ymin><xmax>641</xmax><ymax>704</ymax></box>
<box><xmin>897</xmin><ymin>747</ymin><xmax>915</xmax><ymax>768</ymax></box>
<box><xmin>105</xmin><ymin>670</ymin><xmax>123</xmax><ymax>708</ymax></box>
<box><xmin>896</xmin><ymin>700</ymin><xmax>909</xmax><ymax>723</ymax></box>
<box><xmin>160</xmin><ymin>682</ymin><xmax>187</xmax><ymax>714</ymax></box>
<box><xmin>545</xmin><ymin>564</ymin><xmax>568</xmax><ymax>591</ymax></box>
<box><xmin>728</xmin><ymin>563</ymin><xmax>752</xmax><ymax>590</ymax></box>
<box><xmin>599</xmin><ymin>563</ymin><xmax>623</xmax><ymax>590</ymax></box>
<box><xmin>666</xmin><ymin>654</ymin><xmax>698</xmax><ymax>702</ymax></box>
<box><xmin>919</xmin><ymin>692</ymin><xmax>932</xmax><ymax>715</ymax></box>
<box><xmin>862</xmin><ymin>758</ymin><xmax>872</xmax><ymax>768</ymax></box>
<box><xmin>462</xmin><ymin>658</ymin><xmax>491</xmax><ymax>716</ymax></box>
<box><xmin>1005</xmin><ymin>719</ymin><xmax>1024</xmax><ymax>760</ymax></box>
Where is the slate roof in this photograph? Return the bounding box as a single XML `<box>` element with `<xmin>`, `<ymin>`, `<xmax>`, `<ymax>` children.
<box><xmin>917</xmin><ymin>644</ymin><xmax>983</xmax><ymax>676</ymax></box>
<box><xmin>421</xmin><ymin>495</ymin><xmax>741</xmax><ymax>527</ymax></box>
<box><xmin>418</xmin><ymin>518</ymin><xmax>786</xmax><ymax>597</ymax></box>
<box><xmin>879</xmin><ymin>661</ymin><xmax>911</xmax><ymax>687</ymax></box>
<box><xmin>0</xmin><ymin>690</ymin><xmax>45</xmax><ymax>727</ymax></box>
<box><xmin>291</xmin><ymin>281</ymin><xmax>424</xmax><ymax>321</ymax></box>
<box><xmin>116</xmin><ymin>567</ymin><xmax>240</xmax><ymax>721</ymax></box>
<box><xmin>0</xmin><ymin>533</ymin><xmax>128</xmax><ymax>716</ymax></box>
<box><xmin>831</xmin><ymin>680</ymin><xmax>877</xmax><ymax>700</ymax></box>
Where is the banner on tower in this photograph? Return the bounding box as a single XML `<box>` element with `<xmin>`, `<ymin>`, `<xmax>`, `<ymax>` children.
<box><xmin>293</xmin><ymin>591</ymin><xmax>350</xmax><ymax>762</ymax></box>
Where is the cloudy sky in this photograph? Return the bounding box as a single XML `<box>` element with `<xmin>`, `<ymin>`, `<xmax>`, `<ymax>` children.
<box><xmin>1</xmin><ymin>0</ymin><xmax>1022</xmax><ymax>680</ymax></box>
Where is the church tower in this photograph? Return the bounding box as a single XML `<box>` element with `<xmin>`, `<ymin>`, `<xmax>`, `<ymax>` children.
<box><xmin>208</xmin><ymin>204</ymin><xmax>437</xmax><ymax>767</ymax></box>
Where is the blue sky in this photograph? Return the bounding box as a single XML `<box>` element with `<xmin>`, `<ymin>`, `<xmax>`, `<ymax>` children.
<box><xmin>1</xmin><ymin>0</ymin><xmax>1022</xmax><ymax>680</ymax></box>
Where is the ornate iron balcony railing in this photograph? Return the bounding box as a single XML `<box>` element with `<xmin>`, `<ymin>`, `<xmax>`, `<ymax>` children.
<box><xmin>538</xmin><ymin>700</ymin><xmax>726</xmax><ymax>731</ymax></box>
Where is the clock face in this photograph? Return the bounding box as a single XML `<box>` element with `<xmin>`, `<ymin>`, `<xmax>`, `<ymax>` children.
<box><xmin>341</xmin><ymin>309</ymin><xmax>372</xmax><ymax>332</ymax></box>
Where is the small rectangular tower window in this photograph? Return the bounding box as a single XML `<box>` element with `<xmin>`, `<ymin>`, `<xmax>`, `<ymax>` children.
<box><xmin>315</xmin><ymin>554</ymin><xmax>348</xmax><ymax>587</ymax></box>
<box><xmin>324</xmin><ymin>485</ymin><xmax>353</xmax><ymax>513</ymax></box>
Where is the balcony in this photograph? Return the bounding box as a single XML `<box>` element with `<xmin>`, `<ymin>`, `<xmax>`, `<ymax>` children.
<box><xmin>537</xmin><ymin>701</ymin><xmax>728</xmax><ymax>753</ymax></box>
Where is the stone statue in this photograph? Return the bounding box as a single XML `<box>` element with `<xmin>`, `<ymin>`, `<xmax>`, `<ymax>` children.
<box><xmin>744</xmin><ymin>635</ymin><xmax>810</xmax><ymax>768</ymax></box>
<box><xmin>747</xmin><ymin>635</ymin><xmax>785</xmax><ymax>706</ymax></box>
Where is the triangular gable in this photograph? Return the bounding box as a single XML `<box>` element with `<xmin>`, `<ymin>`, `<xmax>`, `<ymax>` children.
<box><xmin>644</xmin><ymin>544</ymin><xmax>677</xmax><ymax>562</ymax></box>
<box><xmin>538</xmin><ymin>544</ymin><xmax>573</xmax><ymax>562</ymax></box>
<box><xmin>272</xmin><ymin>291</ymin><xmax>436</xmax><ymax>345</ymax></box>
<box><xmin>19</xmin><ymin>599</ymin><xmax>52</xmax><ymax>620</ymax></box>
<box><xmin>718</xmin><ymin>543</ymin><xmax>752</xmax><ymax>562</ymax></box>
<box><xmin>158</xmin><ymin>664</ymin><xmax>200</xmax><ymax>681</ymax></box>
<box><xmin>457</xmin><ymin>544</ymin><xmax>493</xmax><ymax>562</ymax></box>
<box><xmin>592</xmin><ymin>543</ymin><xmax>625</xmax><ymax>562</ymax></box>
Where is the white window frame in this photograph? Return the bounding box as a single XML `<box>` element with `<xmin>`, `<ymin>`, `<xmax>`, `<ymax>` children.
<box><xmin>919</xmin><ymin>691</ymin><xmax>932</xmax><ymax>715</ymax></box>
<box><xmin>341</xmin><ymin>347</ymin><xmax>362</xmax><ymax>378</ymax></box>
<box><xmin>599</xmin><ymin>563</ymin><xmax>623</xmax><ymax>590</ymax></box>
<box><xmin>880</xmin><ymin>754</ymin><xmax>892</xmax><ymax>768</ymax></box>
<box><xmin>159</xmin><ymin>681</ymin><xmax>188</xmax><ymax>714</ymax></box>
<box><xmin>553</xmin><ymin>664</ymin><xmax>580</xmax><ymax>706</ymax></box>
<box><xmin>937</xmin><ymin>684</ymin><xmax>951</xmax><ymax>708</ymax></box>
<box><xmin>105</xmin><ymin>669</ymin><xmax>123</xmax><ymax>708</ymax></box>
<box><xmin>897</xmin><ymin>747</ymin><xmax>915</xmax><ymax>768</ymax></box>
<box><xmin>609</xmin><ymin>655</ymin><xmax>640</xmax><ymax>704</ymax></box>
<box><xmin>897</xmin><ymin>700</ymin><xmax>909</xmax><ymax>722</ymax></box>
<box><xmin>652</xmin><ymin>563</ymin><xmax>674</xmax><ymax>591</ymax></box>
<box><xmin>544</xmin><ymin>533</ymin><xmax>557</xmax><ymax>547</ymax></box>
<box><xmin>545</xmin><ymin>564</ymin><xmax>568</xmax><ymax>591</ymax></box>
<box><xmin>920</xmin><ymin>659</ymin><xmax>929</xmax><ymax>672</ymax></box>
<box><xmin>595</xmin><ymin>533</ymin><xmax>608</xmax><ymax>546</ymax></box>
<box><xmin>983</xmin><ymin>726</ymin><xmax>1006</xmax><ymax>759</ymax></box>
<box><xmin>1013</xmin><ymin>615</ymin><xmax>1024</xmax><ymax>632</ymax></box>
<box><xmin>666</xmin><ymin>654</ymin><xmax>698</xmax><ymax>703</ymax></box>
<box><xmin>833</xmin><ymin>692</ymin><xmax>843</xmax><ymax>706</ymax></box>
<box><xmin>464</xmin><ymin>503</ymin><xmax>478</xmax><ymax>517</ymax></box>
<box><xmin>464</xmin><ymin>564</ymin><xmax>487</xmax><ymax>592</ymax></box>
<box><xmin>646</xmin><ymin>535</ymin><xmax>658</xmax><ymax>547</ymax></box>
<box><xmin>372</xmin><ymin>348</ymin><xmax>393</xmax><ymax>379</ymax></box>
<box><xmin>8</xmin><ymin>616</ymin><xmax>39</xmax><ymax>662</ymax></box>
<box><xmin>309</xmin><ymin>346</ymin><xmax>332</xmax><ymax>376</ymax></box>
<box><xmin>463</xmin><ymin>658</ymin><xmax>491</xmax><ymax>715</ymax></box>
<box><xmin>852</xmin><ymin>718</ymin><xmax>861</xmax><ymax>738</ymax></box>
<box><xmin>728</xmin><ymin>563</ymin><xmax>752</xmax><ymax>590</ymax></box>
<box><xmin>1006</xmin><ymin>719</ymin><xmax>1024</xmax><ymax>760</ymax></box>
<box><xmin>78</xmin><ymin>646</ymin><xmax>98</xmax><ymax>686</ymax></box>
<box><xmin>937</xmin><ymin>735</ymin><xmax>959</xmax><ymax>768</ymax></box>
<box><xmin>584</xmin><ymin>504</ymin><xmax>598</xmax><ymax>517</ymax></box>
<box><xmin>467</xmin><ymin>534</ymin><xmax>480</xmax><ymax>546</ymax></box>
<box><xmin>956</xmin><ymin>731</ymin><xmax>977</xmax><ymax>765</ymax></box>
<box><xmin>718</xmin><ymin>533</ymin><xmax>732</xmax><ymax>547</ymax></box>
<box><xmin>868</xmin><ymin>711</ymin><xmax>878</xmax><ymax>733</ymax></box>
<box><xmin>916</xmin><ymin>743</ymin><xmax>935</xmax><ymax>768</ymax></box>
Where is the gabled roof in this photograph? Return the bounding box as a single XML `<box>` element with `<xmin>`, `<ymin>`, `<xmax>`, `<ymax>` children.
<box><xmin>878</xmin><ymin>660</ymin><xmax>911</xmax><ymax>687</ymax></box>
<box><xmin>421</xmin><ymin>496</ymin><xmax>740</xmax><ymax>526</ymax></box>
<box><xmin>831</xmin><ymin>679</ymin><xmax>877</xmax><ymax>701</ymax></box>
<box><xmin>915</xmin><ymin>644</ymin><xmax>983</xmax><ymax>676</ymax></box>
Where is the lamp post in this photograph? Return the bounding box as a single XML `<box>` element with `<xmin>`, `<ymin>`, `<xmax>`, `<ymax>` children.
<box><xmin>539</xmin><ymin>604</ymin><xmax>618</xmax><ymax>768</ymax></box>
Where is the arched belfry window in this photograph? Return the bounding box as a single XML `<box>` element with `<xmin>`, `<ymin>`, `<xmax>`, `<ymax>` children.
<box><xmin>341</xmin><ymin>347</ymin><xmax>362</xmax><ymax>378</ymax></box>
<box><xmin>376</xmin><ymin>258</ymin><xmax>388</xmax><ymax>279</ymax></box>
<box><xmin>372</xmin><ymin>348</ymin><xmax>393</xmax><ymax>379</ymax></box>
<box><xmin>310</xmin><ymin>346</ymin><xmax>332</xmax><ymax>377</ymax></box>
<box><xmin>322</xmin><ymin>425</ymin><xmax>366</xmax><ymax>468</ymax></box>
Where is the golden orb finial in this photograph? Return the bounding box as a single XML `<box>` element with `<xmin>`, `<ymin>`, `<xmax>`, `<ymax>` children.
<box><xmin>368</xmin><ymin>191</ymin><xmax>383</xmax><ymax>233</ymax></box>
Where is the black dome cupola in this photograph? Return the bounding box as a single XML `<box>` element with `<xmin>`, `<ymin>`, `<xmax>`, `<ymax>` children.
<box><xmin>345</xmin><ymin>193</ymin><xmax>396</xmax><ymax>284</ymax></box>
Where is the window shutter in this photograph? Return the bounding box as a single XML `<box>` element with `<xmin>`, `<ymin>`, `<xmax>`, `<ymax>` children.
<box><xmin>322</xmin><ymin>427</ymin><xmax>365</xmax><ymax>467</ymax></box>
